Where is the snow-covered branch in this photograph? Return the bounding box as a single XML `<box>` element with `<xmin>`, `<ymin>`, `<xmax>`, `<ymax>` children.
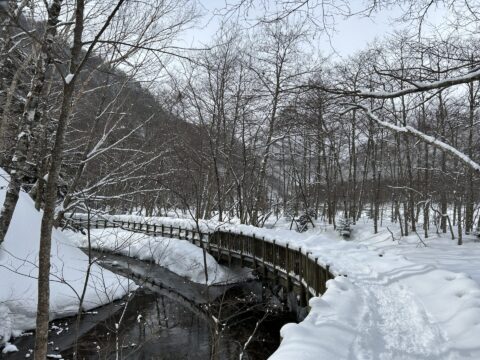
<box><xmin>347</xmin><ymin>103</ymin><xmax>480</xmax><ymax>173</ymax></box>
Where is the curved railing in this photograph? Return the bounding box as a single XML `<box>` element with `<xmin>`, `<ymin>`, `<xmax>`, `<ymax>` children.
<box><xmin>71</xmin><ymin>217</ymin><xmax>335</xmax><ymax>302</ymax></box>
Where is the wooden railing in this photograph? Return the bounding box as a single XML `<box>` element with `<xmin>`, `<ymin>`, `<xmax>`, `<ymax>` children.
<box><xmin>71</xmin><ymin>217</ymin><xmax>335</xmax><ymax>300</ymax></box>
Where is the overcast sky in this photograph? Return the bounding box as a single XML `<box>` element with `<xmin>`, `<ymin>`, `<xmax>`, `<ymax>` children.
<box><xmin>179</xmin><ymin>0</ymin><xmax>446</xmax><ymax>59</ymax></box>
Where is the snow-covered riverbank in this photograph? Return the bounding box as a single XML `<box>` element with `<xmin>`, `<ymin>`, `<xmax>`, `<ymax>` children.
<box><xmin>65</xmin><ymin>228</ymin><xmax>249</xmax><ymax>285</ymax></box>
<box><xmin>0</xmin><ymin>172</ymin><xmax>134</xmax><ymax>350</ymax></box>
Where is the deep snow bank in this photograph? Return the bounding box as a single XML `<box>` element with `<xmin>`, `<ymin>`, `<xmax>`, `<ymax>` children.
<box><xmin>0</xmin><ymin>170</ymin><xmax>133</xmax><ymax>345</ymax></box>
<box><xmin>65</xmin><ymin>228</ymin><xmax>247</xmax><ymax>285</ymax></box>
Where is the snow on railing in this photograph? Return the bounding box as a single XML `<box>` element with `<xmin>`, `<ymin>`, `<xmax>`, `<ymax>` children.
<box><xmin>68</xmin><ymin>214</ymin><xmax>337</xmax><ymax>299</ymax></box>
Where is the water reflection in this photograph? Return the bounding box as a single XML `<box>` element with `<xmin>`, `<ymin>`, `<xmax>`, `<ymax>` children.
<box><xmin>3</xmin><ymin>253</ymin><xmax>295</xmax><ymax>360</ymax></box>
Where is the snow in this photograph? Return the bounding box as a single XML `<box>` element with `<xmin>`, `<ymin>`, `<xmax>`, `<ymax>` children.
<box><xmin>64</xmin><ymin>73</ymin><xmax>74</xmax><ymax>84</ymax></box>
<box><xmin>80</xmin><ymin>213</ymin><xmax>480</xmax><ymax>359</ymax></box>
<box><xmin>0</xmin><ymin>169</ymin><xmax>134</xmax><ymax>347</ymax></box>
<box><xmin>1</xmin><ymin>343</ymin><xmax>18</xmax><ymax>353</ymax></box>
<box><xmin>354</xmin><ymin>104</ymin><xmax>480</xmax><ymax>173</ymax></box>
<box><xmin>357</xmin><ymin>67</ymin><xmax>480</xmax><ymax>99</ymax></box>
<box><xmin>65</xmin><ymin>228</ymin><xmax>247</xmax><ymax>285</ymax></box>
<box><xmin>69</xmin><ymin>213</ymin><xmax>313</xmax><ymax>242</ymax></box>
<box><xmin>352</xmin><ymin>223</ymin><xmax>480</xmax><ymax>283</ymax></box>
<box><xmin>269</xmin><ymin>221</ymin><xmax>480</xmax><ymax>360</ymax></box>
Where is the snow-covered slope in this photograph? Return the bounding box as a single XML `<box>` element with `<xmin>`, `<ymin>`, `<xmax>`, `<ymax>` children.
<box><xmin>0</xmin><ymin>170</ymin><xmax>133</xmax><ymax>346</ymax></box>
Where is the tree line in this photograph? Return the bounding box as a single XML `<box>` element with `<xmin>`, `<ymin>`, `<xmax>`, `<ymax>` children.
<box><xmin>1</xmin><ymin>0</ymin><xmax>480</xmax><ymax>356</ymax></box>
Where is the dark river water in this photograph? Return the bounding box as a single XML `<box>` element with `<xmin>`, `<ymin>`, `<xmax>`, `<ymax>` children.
<box><xmin>2</xmin><ymin>252</ymin><xmax>295</xmax><ymax>360</ymax></box>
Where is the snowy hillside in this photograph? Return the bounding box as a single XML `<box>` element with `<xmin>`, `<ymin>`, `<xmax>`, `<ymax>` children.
<box><xmin>0</xmin><ymin>170</ymin><xmax>133</xmax><ymax>346</ymax></box>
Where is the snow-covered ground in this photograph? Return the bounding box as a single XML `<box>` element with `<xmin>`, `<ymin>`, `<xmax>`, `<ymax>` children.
<box><xmin>352</xmin><ymin>221</ymin><xmax>480</xmax><ymax>283</ymax></box>
<box><xmin>65</xmin><ymin>228</ymin><xmax>248</xmax><ymax>285</ymax></box>
<box><xmin>85</xmin><ymin>213</ymin><xmax>480</xmax><ymax>359</ymax></box>
<box><xmin>0</xmin><ymin>170</ymin><xmax>134</xmax><ymax>348</ymax></box>
<box><xmin>269</xmin><ymin>221</ymin><xmax>480</xmax><ymax>360</ymax></box>
<box><xmin>12</xmin><ymin>202</ymin><xmax>480</xmax><ymax>358</ymax></box>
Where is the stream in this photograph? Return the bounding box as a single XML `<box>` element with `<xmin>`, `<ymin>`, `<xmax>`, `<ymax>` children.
<box><xmin>2</xmin><ymin>252</ymin><xmax>296</xmax><ymax>359</ymax></box>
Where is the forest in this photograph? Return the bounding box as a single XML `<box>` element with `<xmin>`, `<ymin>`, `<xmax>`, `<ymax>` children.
<box><xmin>1</xmin><ymin>0</ymin><xmax>480</xmax><ymax>359</ymax></box>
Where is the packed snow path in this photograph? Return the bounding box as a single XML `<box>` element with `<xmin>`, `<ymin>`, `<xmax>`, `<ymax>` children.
<box><xmin>69</xmin><ymin>215</ymin><xmax>480</xmax><ymax>359</ymax></box>
<box><xmin>353</xmin><ymin>282</ymin><xmax>446</xmax><ymax>359</ymax></box>
<box><xmin>270</xmin><ymin>229</ymin><xmax>480</xmax><ymax>360</ymax></box>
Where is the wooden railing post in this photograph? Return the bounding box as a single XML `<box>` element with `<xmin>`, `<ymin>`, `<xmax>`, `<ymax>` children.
<box><xmin>228</xmin><ymin>230</ymin><xmax>232</xmax><ymax>265</ymax></box>
<box><xmin>239</xmin><ymin>231</ymin><xmax>244</xmax><ymax>266</ymax></box>
<box><xmin>215</xmin><ymin>232</ymin><xmax>221</xmax><ymax>262</ymax></box>
<box><xmin>305</xmin><ymin>251</ymin><xmax>312</xmax><ymax>302</ymax></box>
<box><xmin>285</xmin><ymin>243</ymin><xmax>289</xmax><ymax>273</ymax></box>
<box><xmin>169</xmin><ymin>225</ymin><xmax>173</xmax><ymax>238</ymax></box>
<box><xmin>297</xmin><ymin>247</ymin><xmax>302</xmax><ymax>278</ymax></box>
<box><xmin>262</xmin><ymin>237</ymin><xmax>266</xmax><ymax>276</ymax></box>
<box><xmin>252</xmin><ymin>234</ymin><xmax>257</xmax><ymax>269</ymax></box>
<box><xmin>272</xmin><ymin>240</ymin><xmax>276</xmax><ymax>273</ymax></box>
<box><xmin>286</xmin><ymin>243</ymin><xmax>291</xmax><ymax>291</ymax></box>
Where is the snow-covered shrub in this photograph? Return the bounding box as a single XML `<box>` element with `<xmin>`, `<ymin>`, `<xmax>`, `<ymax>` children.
<box><xmin>337</xmin><ymin>218</ymin><xmax>352</xmax><ymax>239</ymax></box>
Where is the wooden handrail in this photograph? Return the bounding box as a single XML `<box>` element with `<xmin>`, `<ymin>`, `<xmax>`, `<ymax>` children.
<box><xmin>70</xmin><ymin>216</ymin><xmax>335</xmax><ymax>298</ymax></box>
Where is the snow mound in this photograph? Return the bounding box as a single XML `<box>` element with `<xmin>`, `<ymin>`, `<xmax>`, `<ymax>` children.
<box><xmin>66</xmin><ymin>228</ymin><xmax>245</xmax><ymax>285</ymax></box>
<box><xmin>1</xmin><ymin>342</ymin><xmax>18</xmax><ymax>354</ymax></box>
<box><xmin>271</xmin><ymin>277</ymin><xmax>364</xmax><ymax>359</ymax></box>
<box><xmin>0</xmin><ymin>169</ymin><xmax>134</xmax><ymax>345</ymax></box>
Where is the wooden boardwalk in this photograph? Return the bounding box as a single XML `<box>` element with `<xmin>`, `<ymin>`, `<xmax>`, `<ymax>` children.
<box><xmin>72</xmin><ymin>217</ymin><xmax>336</xmax><ymax>305</ymax></box>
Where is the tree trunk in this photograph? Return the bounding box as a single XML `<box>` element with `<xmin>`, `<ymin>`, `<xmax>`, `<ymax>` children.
<box><xmin>0</xmin><ymin>0</ymin><xmax>62</xmax><ymax>246</ymax></box>
<box><xmin>35</xmin><ymin>81</ymin><xmax>75</xmax><ymax>359</ymax></box>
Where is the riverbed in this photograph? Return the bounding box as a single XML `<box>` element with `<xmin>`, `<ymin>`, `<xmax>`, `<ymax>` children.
<box><xmin>2</xmin><ymin>252</ymin><xmax>295</xmax><ymax>359</ymax></box>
